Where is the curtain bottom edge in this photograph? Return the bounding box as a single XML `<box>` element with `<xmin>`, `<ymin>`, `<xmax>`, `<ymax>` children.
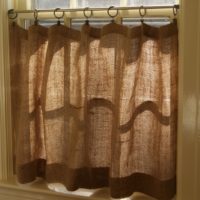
<box><xmin>16</xmin><ymin>159</ymin><xmax>176</xmax><ymax>200</ymax></box>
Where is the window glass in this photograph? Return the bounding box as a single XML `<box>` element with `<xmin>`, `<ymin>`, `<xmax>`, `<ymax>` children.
<box><xmin>35</xmin><ymin>0</ymin><xmax>70</xmax><ymax>9</ymax></box>
<box><xmin>127</xmin><ymin>0</ymin><xmax>176</xmax><ymax>5</ymax></box>
<box><xmin>33</xmin><ymin>0</ymin><xmax>176</xmax><ymax>29</ymax></box>
<box><xmin>71</xmin><ymin>18</ymin><xmax>112</xmax><ymax>30</ymax></box>
<box><xmin>77</xmin><ymin>0</ymin><xmax>120</xmax><ymax>7</ymax></box>
<box><xmin>35</xmin><ymin>0</ymin><xmax>177</xmax><ymax>9</ymax></box>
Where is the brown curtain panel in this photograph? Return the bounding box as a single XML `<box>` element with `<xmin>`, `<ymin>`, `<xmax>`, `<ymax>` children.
<box><xmin>9</xmin><ymin>21</ymin><xmax>178</xmax><ymax>200</ymax></box>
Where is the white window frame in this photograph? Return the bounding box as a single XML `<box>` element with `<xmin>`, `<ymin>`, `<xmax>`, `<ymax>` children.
<box><xmin>1</xmin><ymin>0</ymin><xmax>200</xmax><ymax>199</ymax></box>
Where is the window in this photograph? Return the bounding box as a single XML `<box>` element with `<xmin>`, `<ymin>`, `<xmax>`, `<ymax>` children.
<box><xmin>26</xmin><ymin>0</ymin><xmax>178</xmax><ymax>30</ymax></box>
<box><xmin>16</xmin><ymin>1</ymin><xmax>179</xmax><ymax>200</ymax></box>
<box><xmin>3</xmin><ymin>0</ymin><xmax>200</xmax><ymax>200</ymax></box>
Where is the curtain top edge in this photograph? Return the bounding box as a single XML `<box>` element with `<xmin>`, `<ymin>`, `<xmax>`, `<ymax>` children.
<box><xmin>10</xmin><ymin>21</ymin><xmax>178</xmax><ymax>40</ymax></box>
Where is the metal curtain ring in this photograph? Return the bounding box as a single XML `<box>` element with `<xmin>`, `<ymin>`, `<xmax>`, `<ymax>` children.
<box><xmin>83</xmin><ymin>7</ymin><xmax>93</xmax><ymax>18</ymax></box>
<box><xmin>34</xmin><ymin>9</ymin><xmax>38</xmax><ymax>21</ymax></box>
<box><xmin>139</xmin><ymin>6</ymin><xmax>146</xmax><ymax>18</ymax></box>
<box><xmin>54</xmin><ymin>8</ymin><xmax>64</xmax><ymax>19</ymax></box>
<box><xmin>107</xmin><ymin>6</ymin><xmax>118</xmax><ymax>18</ymax></box>
<box><xmin>8</xmin><ymin>9</ymin><xmax>18</xmax><ymax>20</ymax></box>
<box><xmin>173</xmin><ymin>5</ymin><xmax>178</xmax><ymax>16</ymax></box>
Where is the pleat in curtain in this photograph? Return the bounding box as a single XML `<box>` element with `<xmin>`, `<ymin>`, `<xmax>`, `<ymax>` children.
<box><xmin>9</xmin><ymin>21</ymin><xmax>178</xmax><ymax>200</ymax></box>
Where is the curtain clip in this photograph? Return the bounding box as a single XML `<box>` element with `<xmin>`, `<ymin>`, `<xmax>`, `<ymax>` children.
<box><xmin>107</xmin><ymin>6</ymin><xmax>119</xmax><ymax>23</ymax></box>
<box><xmin>139</xmin><ymin>6</ymin><xmax>147</xmax><ymax>23</ymax></box>
<box><xmin>54</xmin><ymin>8</ymin><xmax>64</xmax><ymax>25</ymax></box>
<box><xmin>83</xmin><ymin>7</ymin><xmax>93</xmax><ymax>25</ymax></box>
<box><xmin>8</xmin><ymin>9</ymin><xmax>18</xmax><ymax>26</ymax></box>
<box><xmin>34</xmin><ymin>9</ymin><xmax>38</xmax><ymax>25</ymax></box>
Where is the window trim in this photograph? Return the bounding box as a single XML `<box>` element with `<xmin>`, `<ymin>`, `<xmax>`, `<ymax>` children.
<box><xmin>0</xmin><ymin>0</ymin><xmax>13</xmax><ymax>181</ymax></box>
<box><xmin>1</xmin><ymin>0</ymin><xmax>200</xmax><ymax>199</ymax></box>
<box><xmin>176</xmin><ymin>0</ymin><xmax>200</xmax><ymax>199</ymax></box>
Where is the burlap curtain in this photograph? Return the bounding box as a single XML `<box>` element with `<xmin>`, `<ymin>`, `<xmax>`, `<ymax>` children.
<box><xmin>9</xmin><ymin>21</ymin><xmax>178</xmax><ymax>199</ymax></box>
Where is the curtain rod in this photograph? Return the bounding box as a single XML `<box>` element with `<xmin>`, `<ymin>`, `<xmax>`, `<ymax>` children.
<box><xmin>8</xmin><ymin>4</ymin><xmax>179</xmax><ymax>14</ymax></box>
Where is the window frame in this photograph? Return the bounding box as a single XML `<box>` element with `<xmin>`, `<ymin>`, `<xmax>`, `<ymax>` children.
<box><xmin>1</xmin><ymin>0</ymin><xmax>200</xmax><ymax>200</ymax></box>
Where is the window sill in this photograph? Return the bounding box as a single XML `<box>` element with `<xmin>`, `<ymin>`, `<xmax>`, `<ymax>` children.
<box><xmin>0</xmin><ymin>177</ymin><xmax>160</xmax><ymax>200</ymax></box>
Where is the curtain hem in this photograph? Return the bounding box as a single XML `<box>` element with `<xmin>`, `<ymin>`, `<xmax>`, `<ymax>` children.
<box><xmin>17</xmin><ymin>159</ymin><xmax>176</xmax><ymax>200</ymax></box>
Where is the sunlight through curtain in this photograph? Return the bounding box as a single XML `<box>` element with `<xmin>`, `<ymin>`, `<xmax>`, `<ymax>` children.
<box><xmin>9</xmin><ymin>21</ymin><xmax>178</xmax><ymax>199</ymax></box>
